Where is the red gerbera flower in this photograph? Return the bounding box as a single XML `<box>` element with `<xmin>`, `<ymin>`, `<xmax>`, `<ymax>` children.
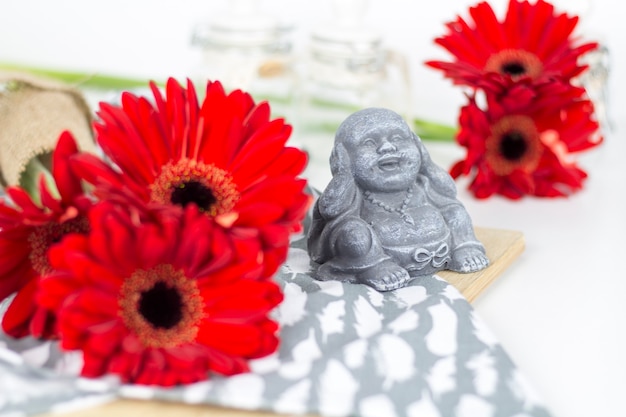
<box><xmin>38</xmin><ymin>202</ymin><xmax>283</xmax><ymax>386</ymax></box>
<box><xmin>450</xmin><ymin>81</ymin><xmax>601</xmax><ymax>198</ymax></box>
<box><xmin>0</xmin><ymin>132</ymin><xmax>92</xmax><ymax>338</ymax></box>
<box><xmin>72</xmin><ymin>78</ymin><xmax>311</xmax><ymax>279</ymax></box>
<box><xmin>426</xmin><ymin>0</ymin><xmax>598</xmax><ymax>90</ymax></box>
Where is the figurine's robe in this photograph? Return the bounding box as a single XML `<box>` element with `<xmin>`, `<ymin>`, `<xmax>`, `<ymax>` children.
<box><xmin>308</xmin><ymin>173</ymin><xmax>478</xmax><ymax>281</ymax></box>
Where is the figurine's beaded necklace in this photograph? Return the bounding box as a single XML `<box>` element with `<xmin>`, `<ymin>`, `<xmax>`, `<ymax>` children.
<box><xmin>363</xmin><ymin>186</ymin><xmax>415</xmax><ymax>225</ymax></box>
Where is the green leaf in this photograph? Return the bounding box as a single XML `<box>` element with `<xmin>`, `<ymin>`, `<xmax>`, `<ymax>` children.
<box><xmin>413</xmin><ymin>118</ymin><xmax>457</xmax><ymax>142</ymax></box>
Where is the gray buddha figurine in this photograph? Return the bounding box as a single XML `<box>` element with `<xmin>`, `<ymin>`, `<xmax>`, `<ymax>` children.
<box><xmin>307</xmin><ymin>108</ymin><xmax>489</xmax><ymax>291</ymax></box>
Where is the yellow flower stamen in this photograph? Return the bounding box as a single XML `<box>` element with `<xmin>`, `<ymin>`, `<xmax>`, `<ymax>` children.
<box><xmin>484</xmin><ymin>49</ymin><xmax>544</xmax><ymax>80</ymax></box>
<box><xmin>28</xmin><ymin>216</ymin><xmax>89</xmax><ymax>275</ymax></box>
<box><xmin>486</xmin><ymin>115</ymin><xmax>542</xmax><ymax>176</ymax></box>
<box><xmin>150</xmin><ymin>159</ymin><xmax>239</xmax><ymax>216</ymax></box>
<box><xmin>118</xmin><ymin>264</ymin><xmax>204</xmax><ymax>349</ymax></box>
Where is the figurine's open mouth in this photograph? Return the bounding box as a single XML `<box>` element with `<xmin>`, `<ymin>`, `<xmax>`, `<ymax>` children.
<box><xmin>377</xmin><ymin>156</ymin><xmax>401</xmax><ymax>171</ymax></box>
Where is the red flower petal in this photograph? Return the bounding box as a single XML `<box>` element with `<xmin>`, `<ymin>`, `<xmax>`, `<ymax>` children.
<box><xmin>52</xmin><ymin>131</ymin><xmax>84</xmax><ymax>203</ymax></box>
<box><xmin>75</xmin><ymin>77</ymin><xmax>310</xmax><ymax>282</ymax></box>
<box><xmin>44</xmin><ymin>203</ymin><xmax>283</xmax><ymax>385</ymax></box>
<box><xmin>428</xmin><ymin>0</ymin><xmax>598</xmax><ymax>88</ymax></box>
<box><xmin>1</xmin><ymin>278</ymin><xmax>38</xmax><ymax>338</ymax></box>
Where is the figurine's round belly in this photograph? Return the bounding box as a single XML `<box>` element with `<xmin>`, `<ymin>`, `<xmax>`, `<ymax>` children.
<box><xmin>361</xmin><ymin>204</ymin><xmax>452</xmax><ymax>274</ymax></box>
<box><xmin>362</xmin><ymin>204</ymin><xmax>450</xmax><ymax>246</ymax></box>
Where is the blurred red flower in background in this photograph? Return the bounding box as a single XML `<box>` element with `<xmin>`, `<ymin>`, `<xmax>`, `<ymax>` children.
<box><xmin>426</xmin><ymin>0</ymin><xmax>598</xmax><ymax>91</ymax></box>
<box><xmin>450</xmin><ymin>81</ymin><xmax>601</xmax><ymax>198</ymax></box>
<box><xmin>0</xmin><ymin>132</ymin><xmax>92</xmax><ymax>338</ymax></box>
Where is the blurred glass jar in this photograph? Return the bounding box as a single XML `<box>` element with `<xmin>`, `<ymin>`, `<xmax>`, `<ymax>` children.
<box><xmin>190</xmin><ymin>0</ymin><xmax>295</xmax><ymax>120</ymax></box>
<box><xmin>293</xmin><ymin>0</ymin><xmax>412</xmax><ymax>172</ymax></box>
<box><xmin>551</xmin><ymin>0</ymin><xmax>611</xmax><ymax>133</ymax></box>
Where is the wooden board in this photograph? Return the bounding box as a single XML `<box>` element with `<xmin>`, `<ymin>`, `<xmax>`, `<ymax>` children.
<box><xmin>440</xmin><ymin>227</ymin><xmax>525</xmax><ymax>303</ymax></box>
<box><xmin>40</xmin><ymin>227</ymin><xmax>524</xmax><ymax>417</ymax></box>
<box><xmin>47</xmin><ymin>399</ymin><xmax>313</xmax><ymax>417</ymax></box>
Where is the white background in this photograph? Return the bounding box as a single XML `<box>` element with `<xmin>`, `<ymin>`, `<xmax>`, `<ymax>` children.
<box><xmin>1</xmin><ymin>1</ymin><xmax>625</xmax><ymax>417</ymax></box>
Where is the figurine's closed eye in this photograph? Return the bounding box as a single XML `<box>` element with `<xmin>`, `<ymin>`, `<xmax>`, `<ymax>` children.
<box><xmin>390</xmin><ymin>133</ymin><xmax>409</xmax><ymax>143</ymax></box>
<box><xmin>361</xmin><ymin>138</ymin><xmax>377</xmax><ymax>147</ymax></box>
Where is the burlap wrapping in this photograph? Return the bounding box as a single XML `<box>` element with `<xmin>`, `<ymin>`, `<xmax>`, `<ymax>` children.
<box><xmin>0</xmin><ymin>71</ymin><xmax>95</xmax><ymax>188</ymax></box>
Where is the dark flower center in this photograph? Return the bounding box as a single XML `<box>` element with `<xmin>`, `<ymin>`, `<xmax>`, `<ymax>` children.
<box><xmin>486</xmin><ymin>115</ymin><xmax>542</xmax><ymax>176</ymax></box>
<box><xmin>151</xmin><ymin>159</ymin><xmax>240</xmax><ymax>217</ymax></box>
<box><xmin>170</xmin><ymin>181</ymin><xmax>217</xmax><ymax>211</ymax></box>
<box><xmin>119</xmin><ymin>264</ymin><xmax>204</xmax><ymax>348</ymax></box>
<box><xmin>484</xmin><ymin>49</ymin><xmax>543</xmax><ymax>80</ymax></box>
<box><xmin>501</xmin><ymin>61</ymin><xmax>526</xmax><ymax>76</ymax></box>
<box><xmin>139</xmin><ymin>281</ymin><xmax>183</xmax><ymax>329</ymax></box>
<box><xmin>500</xmin><ymin>131</ymin><xmax>528</xmax><ymax>161</ymax></box>
<box><xmin>29</xmin><ymin>216</ymin><xmax>90</xmax><ymax>275</ymax></box>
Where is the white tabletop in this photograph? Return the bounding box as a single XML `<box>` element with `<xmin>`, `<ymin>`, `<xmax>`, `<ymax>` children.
<box><xmin>1</xmin><ymin>1</ymin><xmax>625</xmax><ymax>416</ymax></box>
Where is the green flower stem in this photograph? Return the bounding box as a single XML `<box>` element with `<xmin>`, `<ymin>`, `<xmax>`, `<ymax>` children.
<box><xmin>19</xmin><ymin>153</ymin><xmax>58</xmax><ymax>204</ymax></box>
<box><xmin>1</xmin><ymin>62</ymin><xmax>457</xmax><ymax>142</ymax></box>
<box><xmin>0</xmin><ymin>62</ymin><xmax>158</xmax><ymax>90</ymax></box>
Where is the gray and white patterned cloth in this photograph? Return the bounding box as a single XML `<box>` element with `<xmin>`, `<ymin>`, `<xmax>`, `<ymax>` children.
<box><xmin>0</xmin><ymin>195</ymin><xmax>553</xmax><ymax>417</ymax></box>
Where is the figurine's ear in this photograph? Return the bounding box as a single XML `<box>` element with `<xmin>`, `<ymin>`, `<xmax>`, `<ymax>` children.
<box><xmin>329</xmin><ymin>142</ymin><xmax>351</xmax><ymax>176</ymax></box>
<box><xmin>414</xmin><ymin>133</ymin><xmax>458</xmax><ymax>197</ymax></box>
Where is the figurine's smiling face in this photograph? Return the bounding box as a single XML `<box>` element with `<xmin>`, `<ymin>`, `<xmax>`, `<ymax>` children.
<box><xmin>346</xmin><ymin>124</ymin><xmax>420</xmax><ymax>192</ymax></box>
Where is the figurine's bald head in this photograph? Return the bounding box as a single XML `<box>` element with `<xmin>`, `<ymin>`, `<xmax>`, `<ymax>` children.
<box><xmin>335</xmin><ymin>108</ymin><xmax>410</xmax><ymax>149</ymax></box>
<box><xmin>331</xmin><ymin>107</ymin><xmax>421</xmax><ymax>192</ymax></box>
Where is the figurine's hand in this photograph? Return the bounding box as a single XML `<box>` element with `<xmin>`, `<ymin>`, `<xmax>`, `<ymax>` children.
<box><xmin>318</xmin><ymin>142</ymin><xmax>358</xmax><ymax>218</ymax></box>
<box><xmin>329</xmin><ymin>143</ymin><xmax>350</xmax><ymax>176</ymax></box>
<box><xmin>318</xmin><ymin>171</ymin><xmax>355</xmax><ymax>218</ymax></box>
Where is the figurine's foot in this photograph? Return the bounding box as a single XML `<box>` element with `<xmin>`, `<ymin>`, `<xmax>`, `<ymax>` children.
<box><xmin>449</xmin><ymin>247</ymin><xmax>489</xmax><ymax>273</ymax></box>
<box><xmin>315</xmin><ymin>263</ymin><xmax>356</xmax><ymax>283</ymax></box>
<box><xmin>357</xmin><ymin>260</ymin><xmax>412</xmax><ymax>292</ymax></box>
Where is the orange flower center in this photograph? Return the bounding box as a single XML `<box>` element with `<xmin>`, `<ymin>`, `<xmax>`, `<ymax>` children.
<box><xmin>484</xmin><ymin>49</ymin><xmax>543</xmax><ymax>80</ymax></box>
<box><xmin>150</xmin><ymin>159</ymin><xmax>240</xmax><ymax>216</ymax></box>
<box><xmin>28</xmin><ymin>216</ymin><xmax>90</xmax><ymax>275</ymax></box>
<box><xmin>118</xmin><ymin>264</ymin><xmax>204</xmax><ymax>348</ymax></box>
<box><xmin>486</xmin><ymin>115</ymin><xmax>542</xmax><ymax>176</ymax></box>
